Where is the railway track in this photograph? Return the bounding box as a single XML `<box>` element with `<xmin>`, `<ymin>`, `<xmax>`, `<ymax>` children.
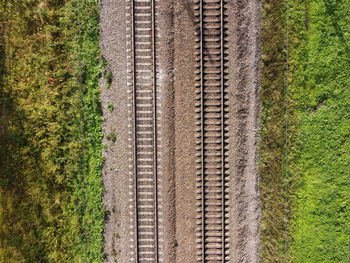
<box><xmin>126</xmin><ymin>0</ymin><xmax>228</xmax><ymax>262</ymax></box>
<box><xmin>126</xmin><ymin>0</ymin><xmax>162</xmax><ymax>262</ymax></box>
<box><xmin>195</xmin><ymin>0</ymin><xmax>229</xmax><ymax>262</ymax></box>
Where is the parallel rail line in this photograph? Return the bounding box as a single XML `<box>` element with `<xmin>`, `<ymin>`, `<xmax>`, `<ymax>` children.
<box><xmin>127</xmin><ymin>0</ymin><xmax>161</xmax><ymax>262</ymax></box>
<box><xmin>195</xmin><ymin>0</ymin><xmax>229</xmax><ymax>262</ymax></box>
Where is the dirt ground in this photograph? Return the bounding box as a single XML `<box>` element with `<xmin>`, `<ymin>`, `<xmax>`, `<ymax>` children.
<box><xmin>100</xmin><ymin>0</ymin><xmax>261</xmax><ymax>262</ymax></box>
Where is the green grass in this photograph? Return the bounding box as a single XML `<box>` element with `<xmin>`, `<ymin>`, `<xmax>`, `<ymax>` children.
<box><xmin>0</xmin><ymin>0</ymin><xmax>104</xmax><ymax>262</ymax></box>
<box><xmin>261</xmin><ymin>1</ymin><xmax>350</xmax><ymax>262</ymax></box>
<box><xmin>261</xmin><ymin>0</ymin><xmax>350</xmax><ymax>262</ymax></box>
<box><xmin>289</xmin><ymin>1</ymin><xmax>350</xmax><ymax>262</ymax></box>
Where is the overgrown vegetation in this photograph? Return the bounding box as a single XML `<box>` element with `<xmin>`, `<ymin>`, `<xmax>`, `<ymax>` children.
<box><xmin>261</xmin><ymin>0</ymin><xmax>350</xmax><ymax>262</ymax></box>
<box><xmin>0</xmin><ymin>0</ymin><xmax>104</xmax><ymax>262</ymax></box>
<box><xmin>259</xmin><ymin>1</ymin><xmax>294</xmax><ymax>262</ymax></box>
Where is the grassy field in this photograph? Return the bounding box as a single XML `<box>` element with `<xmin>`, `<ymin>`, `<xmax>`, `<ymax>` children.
<box><xmin>289</xmin><ymin>1</ymin><xmax>350</xmax><ymax>262</ymax></box>
<box><xmin>0</xmin><ymin>0</ymin><xmax>104</xmax><ymax>262</ymax></box>
<box><xmin>260</xmin><ymin>0</ymin><xmax>350</xmax><ymax>262</ymax></box>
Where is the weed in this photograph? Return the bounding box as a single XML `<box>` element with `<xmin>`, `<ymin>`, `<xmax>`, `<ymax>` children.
<box><xmin>107</xmin><ymin>103</ymin><xmax>114</xmax><ymax>112</ymax></box>
<box><xmin>107</xmin><ymin>133</ymin><xmax>116</xmax><ymax>143</ymax></box>
<box><xmin>105</xmin><ymin>70</ymin><xmax>113</xmax><ymax>85</ymax></box>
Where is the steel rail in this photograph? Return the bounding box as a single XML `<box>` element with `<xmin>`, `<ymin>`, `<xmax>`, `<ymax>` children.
<box><xmin>199</xmin><ymin>0</ymin><xmax>205</xmax><ymax>262</ymax></box>
<box><xmin>198</xmin><ymin>1</ymin><xmax>226</xmax><ymax>262</ymax></box>
<box><xmin>131</xmin><ymin>0</ymin><xmax>159</xmax><ymax>262</ymax></box>
<box><xmin>130</xmin><ymin>0</ymin><xmax>139</xmax><ymax>262</ymax></box>
<box><xmin>220</xmin><ymin>0</ymin><xmax>225</xmax><ymax>262</ymax></box>
<box><xmin>151</xmin><ymin>0</ymin><xmax>159</xmax><ymax>262</ymax></box>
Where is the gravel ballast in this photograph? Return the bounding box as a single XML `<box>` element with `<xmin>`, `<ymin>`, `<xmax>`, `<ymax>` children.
<box><xmin>100</xmin><ymin>1</ymin><xmax>261</xmax><ymax>262</ymax></box>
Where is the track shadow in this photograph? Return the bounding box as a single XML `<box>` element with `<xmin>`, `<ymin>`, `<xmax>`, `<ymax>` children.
<box><xmin>176</xmin><ymin>0</ymin><xmax>228</xmax><ymax>65</ymax></box>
